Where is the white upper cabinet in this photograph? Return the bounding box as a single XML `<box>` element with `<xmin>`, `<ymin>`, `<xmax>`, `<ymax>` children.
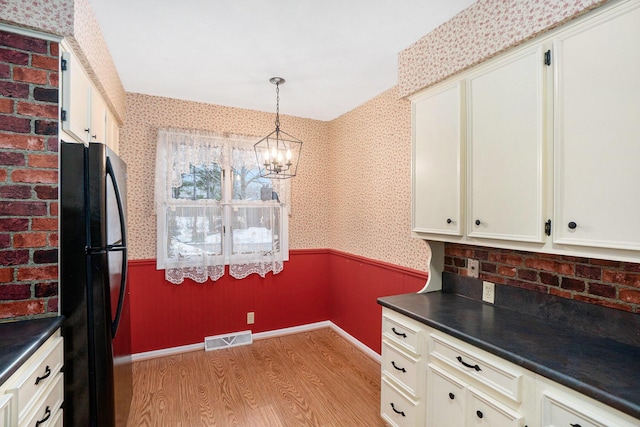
<box><xmin>467</xmin><ymin>45</ymin><xmax>548</xmax><ymax>242</ymax></box>
<box><xmin>412</xmin><ymin>81</ymin><xmax>464</xmax><ymax>236</ymax></box>
<box><xmin>553</xmin><ymin>0</ymin><xmax>640</xmax><ymax>251</ymax></box>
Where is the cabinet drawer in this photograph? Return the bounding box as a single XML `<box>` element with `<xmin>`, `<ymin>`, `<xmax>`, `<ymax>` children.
<box><xmin>382</xmin><ymin>341</ymin><xmax>420</xmax><ymax>396</ymax></box>
<box><xmin>541</xmin><ymin>391</ymin><xmax>635</xmax><ymax>427</ymax></box>
<box><xmin>6</xmin><ymin>336</ymin><xmax>63</xmax><ymax>422</ymax></box>
<box><xmin>429</xmin><ymin>332</ymin><xmax>522</xmax><ymax>402</ymax></box>
<box><xmin>0</xmin><ymin>394</ymin><xmax>11</xmax><ymax>427</ymax></box>
<box><xmin>49</xmin><ymin>408</ymin><xmax>63</xmax><ymax>427</ymax></box>
<box><xmin>20</xmin><ymin>373</ymin><xmax>63</xmax><ymax>427</ymax></box>
<box><xmin>382</xmin><ymin>314</ymin><xmax>421</xmax><ymax>355</ymax></box>
<box><xmin>381</xmin><ymin>378</ymin><xmax>420</xmax><ymax>427</ymax></box>
<box><xmin>467</xmin><ymin>386</ymin><xmax>524</xmax><ymax>427</ymax></box>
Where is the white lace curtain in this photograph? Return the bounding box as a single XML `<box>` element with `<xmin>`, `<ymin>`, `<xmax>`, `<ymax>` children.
<box><xmin>155</xmin><ymin>128</ymin><xmax>289</xmax><ymax>284</ymax></box>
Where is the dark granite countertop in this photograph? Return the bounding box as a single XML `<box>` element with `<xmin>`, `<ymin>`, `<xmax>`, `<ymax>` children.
<box><xmin>378</xmin><ymin>291</ymin><xmax>640</xmax><ymax>420</ymax></box>
<box><xmin>0</xmin><ymin>316</ymin><xmax>64</xmax><ymax>385</ymax></box>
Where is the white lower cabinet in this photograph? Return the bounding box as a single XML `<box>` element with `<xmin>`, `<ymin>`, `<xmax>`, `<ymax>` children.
<box><xmin>381</xmin><ymin>308</ymin><xmax>640</xmax><ymax>427</ymax></box>
<box><xmin>0</xmin><ymin>331</ymin><xmax>64</xmax><ymax>427</ymax></box>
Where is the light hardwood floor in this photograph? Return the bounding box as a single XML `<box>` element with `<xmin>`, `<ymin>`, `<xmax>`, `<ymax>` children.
<box><xmin>126</xmin><ymin>327</ymin><xmax>387</xmax><ymax>426</ymax></box>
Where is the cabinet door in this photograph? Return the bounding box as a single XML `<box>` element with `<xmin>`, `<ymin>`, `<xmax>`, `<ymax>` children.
<box><xmin>553</xmin><ymin>1</ymin><xmax>640</xmax><ymax>250</ymax></box>
<box><xmin>412</xmin><ymin>81</ymin><xmax>464</xmax><ymax>235</ymax></box>
<box><xmin>61</xmin><ymin>51</ymin><xmax>91</xmax><ymax>143</ymax></box>
<box><xmin>89</xmin><ymin>90</ymin><xmax>107</xmax><ymax>143</ymax></box>
<box><xmin>467</xmin><ymin>387</ymin><xmax>524</xmax><ymax>427</ymax></box>
<box><xmin>106</xmin><ymin>111</ymin><xmax>120</xmax><ymax>154</ymax></box>
<box><xmin>467</xmin><ymin>45</ymin><xmax>547</xmax><ymax>242</ymax></box>
<box><xmin>427</xmin><ymin>364</ymin><xmax>466</xmax><ymax>427</ymax></box>
<box><xmin>0</xmin><ymin>394</ymin><xmax>11</xmax><ymax>427</ymax></box>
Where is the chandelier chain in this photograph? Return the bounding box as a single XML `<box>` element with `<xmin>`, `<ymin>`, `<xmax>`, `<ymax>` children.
<box><xmin>275</xmin><ymin>82</ymin><xmax>280</xmax><ymax>130</ymax></box>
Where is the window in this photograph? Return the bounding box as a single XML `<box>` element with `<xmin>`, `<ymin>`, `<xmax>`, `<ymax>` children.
<box><xmin>155</xmin><ymin>128</ymin><xmax>289</xmax><ymax>284</ymax></box>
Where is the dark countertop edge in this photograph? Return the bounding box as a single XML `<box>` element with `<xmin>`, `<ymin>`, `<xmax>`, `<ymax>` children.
<box><xmin>378</xmin><ymin>297</ymin><xmax>640</xmax><ymax>420</ymax></box>
<box><xmin>0</xmin><ymin>316</ymin><xmax>64</xmax><ymax>385</ymax></box>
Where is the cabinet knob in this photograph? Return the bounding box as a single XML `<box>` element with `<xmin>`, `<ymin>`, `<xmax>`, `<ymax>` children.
<box><xmin>569</xmin><ymin>424</ymin><xmax>582</xmax><ymax>427</ymax></box>
<box><xmin>447</xmin><ymin>218</ymin><xmax>452</xmax><ymax>224</ymax></box>
<box><xmin>448</xmin><ymin>392</ymin><xmax>455</xmax><ymax>400</ymax></box>
<box><xmin>476</xmin><ymin>410</ymin><xmax>484</xmax><ymax>419</ymax></box>
<box><xmin>475</xmin><ymin>219</ymin><xmax>481</xmax><ymax>226</ymax></box>
<box><xmin>84</xmin><ymin>128</ymin><xmax>90</xmax><ymax>133</ymax></box>
<box><xmin>92</xmin><ymin>134</ymin><xmax>97</xmax><ymax>140</ymax></box>
<box><xmin>568</xmin><ymin>221</ymin><xmax>577</xmax><ymax>229</ymax></box>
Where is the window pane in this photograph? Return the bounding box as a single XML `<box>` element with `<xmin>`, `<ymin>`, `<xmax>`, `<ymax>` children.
<box><xmin>166</xmin><ymin>205</ymin><xmax>223</xmax><ymax>258</ymax></box>
<box><xmin>173</xmin><ymin>163</ymin><xmax>222</xmax><ymax>201</ymax></box>
<box><xmin>231</xmin><ymin>206</ymin><xmax>280</xmax><ymax>255</ymax></box>
<box><xmin>232</xmin><ymin>148</ymin><xmax>272</xmax><ymax>201</ymax></box>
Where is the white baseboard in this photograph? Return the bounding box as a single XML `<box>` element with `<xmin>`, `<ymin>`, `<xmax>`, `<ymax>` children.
<box><xmin>131</xmin><ymin>321</ymin><xmax>381</xmax><ymax>363</ymax></box>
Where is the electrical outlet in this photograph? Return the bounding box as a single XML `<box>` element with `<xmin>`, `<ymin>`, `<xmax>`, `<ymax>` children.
<box><xmin>482</xmin><ymin>281</ymin><xmax>495</xmax><ymax>304</ymax></box>
<box><xmin>247</xmin><ymin>312</ymin><xmax>255</xmax><ymax>325</ymax></box>
<box><xmin>467</xmin><ymin>259</ymin><xmax>479</xmax><ymax>278</ymax></box>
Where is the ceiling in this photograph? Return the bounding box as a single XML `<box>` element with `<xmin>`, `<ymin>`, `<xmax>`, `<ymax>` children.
<box><xmin>89</xmin><ymin>0</ymin><xmax>476</xmax><ymax>121</ymax></box>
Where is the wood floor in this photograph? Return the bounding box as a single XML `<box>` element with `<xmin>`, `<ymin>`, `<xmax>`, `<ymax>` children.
<box><xmin>126</xmin><ymin>328</ymin><xmax>387</xmax><ymax>426</ymax></box>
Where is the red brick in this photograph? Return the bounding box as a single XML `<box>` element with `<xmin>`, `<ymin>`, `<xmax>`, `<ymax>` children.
<box><xmin>0</xmin><ymin>300</ymin><xmax>45</xmax><ymax>319</ymax></box>
<box><xmin>481</xmin><ymin>262</ymin><xmax>497</xmax><ymax>274</ymax></box>
<box><xmin>48</xmin><ymin>233</ymin><xmax>58</xmax><ymax>247</ymax></box>
<box><xmin>446</xmin><ymin>245</ymin><xmax>474</xmax><ymax>258</ymax></box>
<box><xmin>34</xmin><ymin>185</ymin><xmax>57</xmax><ymax>200</ymax></box>
<box><xmin>47</xmin><ymin>297</ymin><xmax>58</xmax><ymax>313</ymax></box>
<box><xmin>35</xmin><ymin>120</ymin><xmax>57</xmax><ymax>135</ymax></box>
<box><xmin>0</xmin><ymin>268</ymin><xmax>13</xmax><ymax>282</ymax></box>
<box><xmin>0</xmin><ymin>32</ymin><xmax>48</xmax><ymax>54</ymax></box>
<box><xmin>0</xmin><ymin>234</ymin><xmax>9</xmax><ymax>248</ymax></box>
<box><xmin>525</xmin><ymin>258</ymin><xmax>574</xmax><ymax>275</ymax></box>
<box><xmin>0</xmin><ymin>185</ymin><xmax>31</xmax><ymax>199</ymax></box>
<box><xmin>0</xmin><ymin>250</ymin><xmax>29</xmax><ymax>266</ymax></box>
<box><xmin>0</xmin><ymin>114</ymin><xmax>31</xmax><ymax>133</ymax></box>
<box><xmin>573</xmin><ymin>295</ymin><xmax>633</xmax><ymax>312</ymax></box>
<box><xmin>0</xmin><ymin>152</ymin><xmax>26</xmax><ymax>166</ymax></box>
<box><xmin>13</xmin><ymin>67</ymin><xmax>47</xmax><ymax>84</ymax></box>
<box><xmin>0</xmin><ymin>48</ymin><xmax>29</xmax><ymax>65</ymax></box>
<box><xmin>0</xmin><ymin>134</ymin><xmax>45</xmax><ymax>150</ymax></box>
<box><xmin>479</xmin><ymin>274</ymin><xmax>506</xmax><ymax>285</ymax></box>
<box><xmin>453</xmin><ymin>257</ymin><xmax>465</xmax><ymax>268</ymax></box>
<box><xmin>575</xmin><ymin>264</ymin><xmax>602</xmax><ymax>280</ymax></box>
<box><xmin>28</xmin><ymin>153</ymin><xmax>57</xmax><ymax>168</ymax></box>
<box><xmin>11</xmin><ymin>169</ymin><xmax>58</xmax><ymax>184</ymax></box>
<box><xmin>505</xmin><ymin>279</ymin><xmax>547</xmax><ymax>293</ymax></box>
<box><xmin>602</xmin><ymin>270</ymin><xmax>640</xmax><ymax>288</ymax></box>
<box><xmin>33</xmin><ymin>87</ymin><xmax>58</xmax><ymax>103</ymax></box>
<box><xmin>0</xmin><ymin>63</ymin><xmax>9</xmax><ymax>78</ymax></box>
<box><xmin>49</xmin><ymin>71</ymin><xmax>59</xmax><ymax>87</ymax></box>
<box><xmin>17</xmin><ymin>265</ymin><xmax>57</xmax><ymax>281</ymax></box>
<box><xmin>498</xmin><ymin>265</ymin><xmax>517</xmax><ymax>277</ymax></box>
<box><xmin>489</xmin><ymin>252</ymin><xmax>523</xmax><ymax>266</ymax></box>
<box><xmin>474</xmin><ymin>249</ymin><xmax>489</xmax><ymax>261</ymax></box>
<box><xmin>0</xmin><ymin>98</ymin><xmax>13</xmax><ymax>113</ymax></box>
<box><xmin>35</xmin><ymin>282</ymin><xmax>57</xmax><ymax>297</ymax></box>
<box><xmin>588</xmin><ymin>282</ymin><xmax>616</xmax><ymax>299</ymax></box>
<box><xmin>46</xmin><ymin>137</ymin><xmax>58</xmax><ymax>152</ymax></box>
<box><xmin>620</xmin><ymin>289</ymin><xmax>640</xmax><ymax>305</ymax></box>
<box><xmin>549</xmin><ymin>288</ymin><xmax>572</xmax><ymax>299</ymax></box>
<box><xmin>18</xmin><ymin>102</ymin><xmax>58</xmax><ymax>119</ymax></box>
<box><xmin>0</xmin><ymin>218</ymin><xmax>29</xmax><ymax>232</ymax></box>
<box><xmin>444</xmin><ymin>265</ymin><xmax>458</xmax><ymax>274</ymax></box>
<box><xmin>0</xmin><ymin>283</ymin><xmax>31</xmax><ymax>299</ymax></box>
<box><xmin>34</xmin><ymin>249</ymin><xmax>57</xmax><ymax>264</ymax></box>
<box><xmin>14</xmin><ymin>232</ymin><xmax>47</xmax><ymax>248</ymax></box>
<box><xmin>0</xmin><ymin>201</ymin><xmax>47</xmax><ymax>216</ymax></box>
<box><xmin>0</xmin><ymin>81</ymin><xmax>30</xmax><ymax>99</ymax></box>
<box><xmin>561</xmin><ymin>255</ymin><xmax>590</xmax><ymax>263</ymax></box>
<box><xmin>31</xmin><ymin>218</ymin><xmax>57</xmax><ymax>231</ymax></box>
<box><xmin>517</xmin><ymin>269</ymin><xmax>538</xmax><ymax>282</ymax></box>
<box><xmin>50</xmin><ymin>42</ymin><xmax>59</xmax><ymax>57</ymax></box>
<box><xmin>49</xmin><ymin>202</ymin><xmax>58</xmax><ymax>216</ymax></box>
<box><xmin>623</xmin><ymin>262</ymin><xmax>640</xmax><ymax>273</ymax></box>
<box><xmin>561</xmin><ymin>277</ymin><xmax>586</xmax><ymax>292</ymax></box>
<box><xmin>31</xmin><ymin>54</ymin><xmax>58</xmax><ymax>71</ymax></box>
<box><xmin>589</xmin><ymin>258</ymin><xmax>621</xmax><ymax>268</ymax></box>
<box><xmin>0</xmin><ymin>170</ymin><xmax>5</xmax><ymax>182</ymax></box>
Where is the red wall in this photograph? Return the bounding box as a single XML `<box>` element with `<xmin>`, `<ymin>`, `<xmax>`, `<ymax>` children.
<box><xmin>127</xmin><ymin>249</ymin><xmax>427</xmax><ymax>355</ymax></box>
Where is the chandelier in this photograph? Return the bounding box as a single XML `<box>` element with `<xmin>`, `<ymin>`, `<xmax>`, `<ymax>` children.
<box><xmin>254</xmin><ymin>77</ymin><xmax>302</xmax><ymax>179</ymax></box>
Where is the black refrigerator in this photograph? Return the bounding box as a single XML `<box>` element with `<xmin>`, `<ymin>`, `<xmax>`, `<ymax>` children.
<box><xmin>60</xmin><ymin>141</ymin><xmax>133</xmax><ymax>427</ymax></box>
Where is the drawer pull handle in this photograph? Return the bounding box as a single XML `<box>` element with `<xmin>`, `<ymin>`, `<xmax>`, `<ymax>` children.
<box><xmin>35</xmin><ymin>406</ymin><xmax>51</xmax><ymax>426</ymax></box>
<box><xmin>391</xmin><ymin>361</ymin><xmax>406</xmax><ymax>373</ymax></box>
<box><xmin>390</xmin><ymin>402</ymin><xmax>406</xmax><ymax>417</ymax></box>
<box><xmin>448</xmin><ymin>392</ymin><xmax>455</xmax><ymax>400</ymax></box>
<box><xmin>391</xmin><ymin>327</ymin><xmax>407</xmax><ymax>338</ymax></box>
<box><xmin>456</xmin><ymin>356</ymin><xmax>481</xmax><ymax>371</ymax></box>
<box><xmin>35</xmin><ymin>365</ymin><xmax>51</xmax><ymax>385</ymax></box>
<box><xmin>570</xmin><ymin>424</ymin><xmax>582</xmax><ymax>427</ymax></box>
<box><xmin>476</xmin><ymin>410</ymin><xmax>484</xmax><ymax>419</ymax></box>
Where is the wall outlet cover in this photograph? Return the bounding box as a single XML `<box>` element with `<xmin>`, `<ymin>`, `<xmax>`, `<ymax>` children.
<box><xmin>467</xmin><ymin>259</ymin><xmax>479</xmax><ymax>278</ymax></box>
<box><xmin>482</xmin><ymin>281</ymin><xmax>495</xmax><ymax>304</ymax></box>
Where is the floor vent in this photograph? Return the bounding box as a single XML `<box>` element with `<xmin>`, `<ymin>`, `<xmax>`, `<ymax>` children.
<box><xmin>204</xmin><ymin>330</ymin><xmax>253</xmax><ymax>351</ymax></box>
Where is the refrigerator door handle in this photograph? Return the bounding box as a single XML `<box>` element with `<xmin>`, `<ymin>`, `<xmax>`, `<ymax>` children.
<box><xmin>106</xmin><ymin>157</ymin><xmax>128</xmax><ymax>339</ymax></box>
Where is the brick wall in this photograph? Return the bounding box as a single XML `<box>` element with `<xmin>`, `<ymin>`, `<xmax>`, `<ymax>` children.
<box><xmin>445</xmin><ymin>243</ymin><xmax>640</xmax><ymax>313</ymax></box>
<box><xmin>0</xmin><ymin>30</ymin><xmax>59</xmax><ymax>321</ymax></box>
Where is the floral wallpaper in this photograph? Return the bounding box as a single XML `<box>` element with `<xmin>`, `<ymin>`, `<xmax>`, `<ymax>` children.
<box><xmin>0</xmin><ymin>0</ymin><xmax>74</xmax><ymax>35</ymax></box>
<box><xmin>120</xmin><ymin>93</ymin><xmax>330</xmax><ymax>260</ymax></box>
<box><xmin>398</xmin><ymin>0</ymin><xmax>610</xmax><ymax>97</ymax></box>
